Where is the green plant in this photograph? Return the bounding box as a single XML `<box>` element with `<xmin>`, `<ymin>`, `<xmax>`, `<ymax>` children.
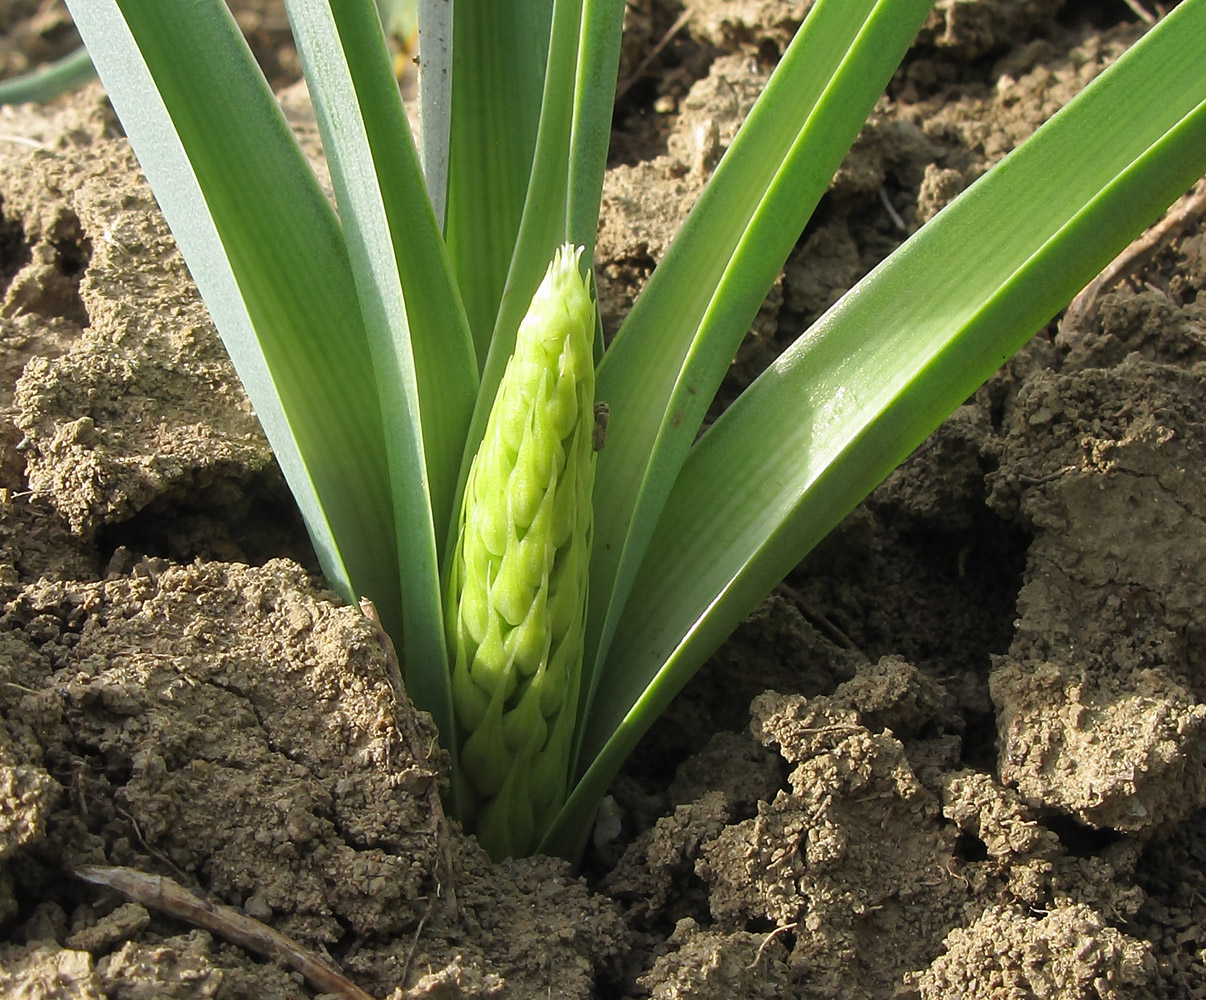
<box><xmin>0</xmin><ymin>46</ymin><xmax>95</xmax><ymax>105</ymax></box>
<box><xmin>63</xmin><ymin>0</ymin><xmax>1206</xmax><ymax>861</ymax></box>
<box><xmin>0</xmin><ymin>0</ymin><xmax>415</xmax><ymax>105</ymax></box>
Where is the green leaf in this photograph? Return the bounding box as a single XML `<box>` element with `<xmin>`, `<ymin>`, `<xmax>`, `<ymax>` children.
<box><xmin>64</xmin><ymin>0</ymin><xmax>405</xmax><ymax>639</ymax></box>
<box><xmin>416</xmin><ymin>0</ymin><xmax>452</xmax><ymax>223</ymax></box>
<box><xmin>566</xmin><ymin>0</ymin><xmax>626</xmax><ymax>263</ymax></box>
<box><xmin>444</xmin><ymin>0</ymin><xmax>553</xmax><ymax>360</ymax></box>
<box><xmin>285</xmin><ymin>0</ymin><xmax>479</xmax><ymax>765</ymax></box>
<box><xmin>546</xmin><ymin>0</ymin><xmax>1206</xmax><ymax>859</ymax></box>
<box><xmin>446</xmin><ymin>0</ymin><xmax>624</xmax><ymax>560</ymax></box>
<box><xmin>578</xmin><ymin>0</ymin><xmax>935</xmax><ymax>773</ymax></box>
<box><xmin>0</xmin><ymin>45</ymin><xmax>94</xmax><ymax>105</ymax></box>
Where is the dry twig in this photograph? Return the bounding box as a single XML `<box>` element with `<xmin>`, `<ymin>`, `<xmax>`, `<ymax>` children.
<box><xmin>74</xmin><ymin>865</ymin><xmax>377</xmax><ymax>1000</ymax></box>
<box><xmin>1060</xmin><ymin>177</ymin><xmax>1206</xmax><ymax>336</ymax></box>
<box><xmin>746</xmin><ymin>921</ymin><xmax>797</xmax><ymax>969</ymax></box>
<box><xmin>616</xmin><ymin>9</ymin><xmax>692</xmax><ymax>101</ymax></box>
<box><xmin>775</xmin><ymin>581</ymin><xmax>865</xmax><ymax>656</ymax></box>
<box><xmin>1122</xmin><ymin>0</ymin><xmax>1157</xmax><ymax>24</ymax></box>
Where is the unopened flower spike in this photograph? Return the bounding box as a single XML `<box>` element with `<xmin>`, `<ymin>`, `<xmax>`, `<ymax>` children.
<box><xmin>446</xmin><ymin>243</ymin><xmax>597</xmax><ymax>859</ymax></box>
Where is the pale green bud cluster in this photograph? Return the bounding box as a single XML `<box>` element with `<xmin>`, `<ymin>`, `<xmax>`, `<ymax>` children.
<box><xmin>446</xmin><ymin>243</ymin><xmax>596</xmax><ymax>859</ymax></box>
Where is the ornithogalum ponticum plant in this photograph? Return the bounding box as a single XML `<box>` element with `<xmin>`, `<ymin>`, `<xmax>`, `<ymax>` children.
<box><xmin>65</xmin><ymin>0</ymin><xmax>1206</xmax><ymax>860</ymax></box>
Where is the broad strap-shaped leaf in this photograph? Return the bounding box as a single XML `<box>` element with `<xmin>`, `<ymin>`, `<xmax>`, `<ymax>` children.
<box><xmin>479</xmin><ymin>0</ymin><xmax>623</xmax><ymax>392</ymax></box>
<box><xmin>285</xmin><ymin>0</ymin><xmax>479</xmax><ymax>763</ymax></box>
<box><xmin>442</xmin><ymin>0</ymin><xmax>621</xmax><ymax>376</ymax></box>
<box><xmin>416</xmin><ymin>0</ymin><xmax>453</xmax><ymax>224</ymax></box>
<box><xmin>566</xmin><ymin>0</ymin><xmax>628</xmax><ymax>267</ymax></box>
<box><xmin>443</xmin><ymin>0</ymin><xmax>554</xmax><ymax>361</ymax></box>
<box><xmin>579</xmin><ymin>0</ymin><xmax>935</xmax><ymax>768</ymax></box>
<box><xmin>446</xmin><ymin>0</ymin><xmax>623</xmax><ymax>561</ymax></box>
<box><xmin>65</xmin><ymin>0</ymin><xmax>404</xmax><ymax>637</ymax></box>
<box><xmin>544</xmin><ymin>0</ymin><xmax>1206</xmax><ymax>859</ymax></box>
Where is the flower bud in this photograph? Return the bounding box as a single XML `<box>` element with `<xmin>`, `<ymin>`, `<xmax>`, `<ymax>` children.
<box><xmin>446</xmin><ymin>244</ymin><xmax>596</xmax><ymax>858</ymax></box>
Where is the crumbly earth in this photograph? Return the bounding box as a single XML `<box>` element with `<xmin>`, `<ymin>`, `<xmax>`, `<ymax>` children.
<box><xmin>3</xmin><ymin>1</ymin><xmax>1206</xmax><ymax>998</ymax></box>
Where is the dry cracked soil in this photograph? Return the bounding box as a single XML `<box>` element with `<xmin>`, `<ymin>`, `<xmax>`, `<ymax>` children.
<box><xmin>1</xmin><ymin>1</ymin><xmax>1205</xmax><ymax>997</ymax></box>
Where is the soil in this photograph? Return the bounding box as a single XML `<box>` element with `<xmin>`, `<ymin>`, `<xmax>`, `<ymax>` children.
<box><xmin>2</xmin><ymin>1</ymin><xmax>1205</xmax><ymax>997</ymax></box>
